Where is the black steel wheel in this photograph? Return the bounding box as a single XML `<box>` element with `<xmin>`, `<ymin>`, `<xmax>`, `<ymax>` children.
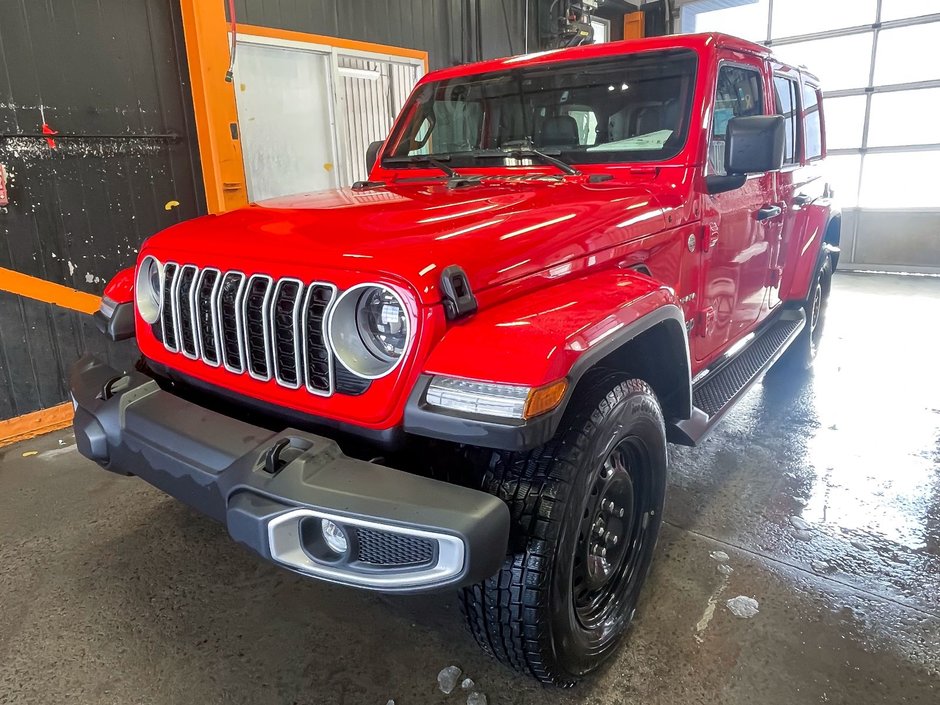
<box><xmin>460</xmin><ymin>374</ymin><xmax>667</xmax><ymax>685</ymax></box>
<box><xmin>572</xmin><ymin>436</ymin><xmax>655</xmax><ymax>631</ymax></box>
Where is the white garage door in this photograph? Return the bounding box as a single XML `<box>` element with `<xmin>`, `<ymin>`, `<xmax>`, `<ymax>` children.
<box><xmin>233</xmin><ymin>33</ymin><xmax>424</xmax><ymax>202</ymax></box>
<box><xmin>680</xmin><ymin>0</ymin><xmax>940</xmax><ymax>273</ymax></box>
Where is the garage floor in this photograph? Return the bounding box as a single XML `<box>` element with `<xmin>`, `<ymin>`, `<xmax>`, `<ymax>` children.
<box><xmin>1</xmin><ymin>272</ymin><xmax>938</xmax><ymax>705</ymax></box>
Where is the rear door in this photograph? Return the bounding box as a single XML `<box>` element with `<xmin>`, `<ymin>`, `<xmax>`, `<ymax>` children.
<box><xmin>767</xmin><ymin>67</ymin><xmax>803</xmax><ymax>310</ymax></box>
<box><xmin>778</xmin><ymin>78</ymin><xmax>829</xmax><ymax>300</ymax></box>
<box><xmin>696</xmin><ymin>55</ymin><xmax>778</xmax><ymax>364</ymax></box>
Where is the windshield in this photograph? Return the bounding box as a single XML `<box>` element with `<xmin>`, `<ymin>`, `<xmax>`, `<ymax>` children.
<box><xmin>386</xmin><ymin>48</ymin><xmax>698</xmax><ymax>168</ymax></box>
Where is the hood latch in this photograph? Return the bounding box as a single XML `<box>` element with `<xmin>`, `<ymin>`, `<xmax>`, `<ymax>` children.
<box><xmin>440</xmin><ymin>266</ymin><xmax>478</xmax><ymax>321</ymax></box>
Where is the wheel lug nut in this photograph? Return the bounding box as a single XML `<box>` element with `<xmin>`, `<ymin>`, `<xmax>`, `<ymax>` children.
<box><xmin>608</xmin><ymin>501</ymin><xmax>615</xmax><ymax>512</ymax></box>
<box><xmin>612</xmin><ymin>535</ymin><xmax>619</xmax><ymax>545</ymax></box>
<box><xmin>618</xmin><ymin>508</ymin><xmax>625</xmax><ymax>518</ymax></box>
<box><xmin>601</xmin><ymin>548</ymin><xmax>607</xmax><ymax>557</ymax></box>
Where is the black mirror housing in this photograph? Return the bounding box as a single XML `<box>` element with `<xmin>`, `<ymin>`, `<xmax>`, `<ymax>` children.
<box><xmin>725</xmin><ymin>115</ymin><xmax>785</xmax><ymax>175</ymax></box>
<box><xmin>365</xmin><ymin>140</ymin><xmax>384</xmax><ymax>175</ymax></box>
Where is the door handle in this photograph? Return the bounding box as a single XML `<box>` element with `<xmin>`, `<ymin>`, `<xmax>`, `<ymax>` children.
<box><xmin>793</xmin><ymin>193</ymin><xmax>812</xmax><ymax>206</ymax></box>
<box><xmin>756</xmin><ymin>205</ymin><xmax>782</xmax><ymax>221</ymax></box>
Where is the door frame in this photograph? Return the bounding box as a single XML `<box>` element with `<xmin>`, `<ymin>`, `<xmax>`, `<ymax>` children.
<box><xmin>232</xmin><ymin>32</ymin><xmax>344</xmax><ymax>199</ymax></box>
<box><xmin>179</xmin><ymin>0</ymin><xmax>428</xmax><ymax>213</ymax></box>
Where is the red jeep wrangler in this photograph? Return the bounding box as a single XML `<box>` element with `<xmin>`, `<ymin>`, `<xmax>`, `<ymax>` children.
<box><xmin>71</xmin><ymin>33</ymin><xmax>838</xmax><ymax>684</ymax></box>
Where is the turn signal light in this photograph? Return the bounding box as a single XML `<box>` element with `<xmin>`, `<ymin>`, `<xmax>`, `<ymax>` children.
<box><xmin>425</xmin><ymin>376</ymin><xmax>568</xmax><ymax>421</ymax></box>
<box><xmin>523</xmin><ymin>379</ymin><xmax>568</xmax><ymax>419</ymax></box>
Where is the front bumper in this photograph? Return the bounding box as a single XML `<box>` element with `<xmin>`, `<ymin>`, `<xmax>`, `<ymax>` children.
<box><xmin>69</xmin><ymin>355</ymin><xmax>509</xmax><ymax>593</ymax></box>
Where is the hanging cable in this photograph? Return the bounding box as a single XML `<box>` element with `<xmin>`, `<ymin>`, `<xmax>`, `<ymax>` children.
<box><xmin>224</xmin><ymin>0</ymin><xmax>237</xmax><ymax>82</ymax></box>
<box><xmin>500</xmin><ymin>0</ymin><xmax>515</xmax><ymax>55</ymax></box>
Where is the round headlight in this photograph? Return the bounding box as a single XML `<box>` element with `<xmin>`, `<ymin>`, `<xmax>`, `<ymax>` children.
<box><xmin>135</xmin><ymin>255</ymin><xmax>164</xmax><ymax>324</ymax></box>
<box><xmin>328</xmin><ymin>284</ymin><xmax>411</xmax><ymax>379</ymax></box>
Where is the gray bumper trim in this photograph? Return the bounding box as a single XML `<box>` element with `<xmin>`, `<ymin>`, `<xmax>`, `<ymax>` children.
<box><xmin>69</xmin><ymin>354</ymin><xmax>509</xmax><ymax>593</ymax></box>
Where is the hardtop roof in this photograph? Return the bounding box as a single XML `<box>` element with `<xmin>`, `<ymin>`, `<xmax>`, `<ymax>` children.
<box><xmin>419</xmin><ymin>33</ymin><xmax>819</xmax><ymax>84</ymax></box>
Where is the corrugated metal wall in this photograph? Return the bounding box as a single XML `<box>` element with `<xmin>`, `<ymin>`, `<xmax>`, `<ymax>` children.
<box><xmin>337</xmin><ymin>56</ymin><xmax>423</xmax><ymax>184</ymax></box>
<box><xmin>0</xmin><ymin>0</ymin><xmax>529</xmax><ymax>421</ymax></box>
<box><xmin>231</xmin><ymin>0</ymin><xmax>528</xmax><ymax>69</ymax></box>
<box><xmin>0</xmin><ymin>0</ymin><xmax>203</xmax><ymax>419</ymax></box>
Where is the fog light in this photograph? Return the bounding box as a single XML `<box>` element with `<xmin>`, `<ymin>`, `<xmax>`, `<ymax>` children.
<box><xmin>321</xmin><ymin>519</ymin><xmax>349</xmax><ymax>555</ymax></box>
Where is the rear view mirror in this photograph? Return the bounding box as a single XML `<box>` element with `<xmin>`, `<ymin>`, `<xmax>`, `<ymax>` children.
<box><xmin>366</xmin><ymin>140</ymin><xmax>384</xmax><ymax>174</ymax></box>
<box><xmin>725</xmin><ymin>115</ymin><xmax>785</xmax><ymax>175</ymax></box>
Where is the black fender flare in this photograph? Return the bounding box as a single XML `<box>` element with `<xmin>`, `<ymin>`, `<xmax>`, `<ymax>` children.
<box><xmin>403</xmin><ymin>304</ymin><xmax>692</xmax><ymax>452</ymax></box>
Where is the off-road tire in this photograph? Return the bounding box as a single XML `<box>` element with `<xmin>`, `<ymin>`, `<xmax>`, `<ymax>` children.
<box><xmin>773</xmin><ymin>255</ymin><xmax>832</xmax><ymax>373</ymax></box>
<box><xmin>459</xmin><ymin>374</ymin><xmax>667</xmax><ymax>685</ymax></box>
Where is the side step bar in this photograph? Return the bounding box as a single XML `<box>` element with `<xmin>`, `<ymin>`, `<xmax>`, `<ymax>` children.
<box><xmin>668</xmin><ymin>307</ymin><xmax>806</xmax><ymax>446</ymax></box>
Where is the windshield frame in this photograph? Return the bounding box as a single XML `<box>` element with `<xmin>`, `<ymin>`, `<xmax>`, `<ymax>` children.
<box><xmin>382</xmin><ymin>47</ymin><xmax>700</xmax><ymax>171</ymax></box>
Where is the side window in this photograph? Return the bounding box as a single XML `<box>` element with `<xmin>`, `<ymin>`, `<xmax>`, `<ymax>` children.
<box><xmin>710</xmin><ymin>64</ymin><xmax>764</xmax><ymax>175</ymax></box>
<box><xmin>773</xmin><ymin>76</ymin><xmax>800</xmax><ymax>165</ymax></box>
<box><xmin>802</xmin><ymin>83</ymin><xmax>823</xmax><ymax>161</ymax></box>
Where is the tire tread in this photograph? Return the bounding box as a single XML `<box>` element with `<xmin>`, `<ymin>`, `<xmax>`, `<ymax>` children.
<box><xmin>459</xmin><ymin>377</ymin><xmax>658</xmax><ymax>685</ymax></box>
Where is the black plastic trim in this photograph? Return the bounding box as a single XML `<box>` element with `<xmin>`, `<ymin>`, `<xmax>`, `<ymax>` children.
<box><xmin>145</xmin><ymin>358</ymin><xmax>400</xmax><ymax>449</ymax></box>
<box><xmin>668</xmin><ymin>307</ymin><xmax>806</xmax><ymax>446</ymax></box>
<box><xmin>69</xmin><ymin>354</ymin><xmax>509</xmax><ymax>594</ymax></box>
<box><xmin>94</xmin><ymin>301</ymin><xmax>135</xmax><ymax>341</ymax></box>
<box><xmin>404</xmin><ymin>304</ymin><xmax>692</xmax><ymax>451</ymax></box>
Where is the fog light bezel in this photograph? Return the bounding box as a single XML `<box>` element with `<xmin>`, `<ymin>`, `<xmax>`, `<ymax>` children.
<box><xmin>267</xmin><ymin>508</ymin><xmax>465</xmax><ymax>590</ymax></box>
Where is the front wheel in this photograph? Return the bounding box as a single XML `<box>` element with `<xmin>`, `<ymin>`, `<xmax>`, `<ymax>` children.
<box><xmin>460</xmin><ymin>375</ymin><xmax>667</xmax><ymax>685</ymax></box>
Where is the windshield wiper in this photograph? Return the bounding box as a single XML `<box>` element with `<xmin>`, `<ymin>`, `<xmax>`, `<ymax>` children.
<box><xmin>470</xmin><ymin>142</ymin><xmax>581</xmax><ymax>176</ymax></box>
<box><xmin>382</xmin><ymin>155</ymin><xmax>460</xmax><ymax>178</ymax></box>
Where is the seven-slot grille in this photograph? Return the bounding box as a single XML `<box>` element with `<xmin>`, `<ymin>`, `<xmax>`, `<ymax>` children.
<box><xmin>158</xmin><ymin>263</ymin><xmax>337</xmax><ymax>395</ymax></box>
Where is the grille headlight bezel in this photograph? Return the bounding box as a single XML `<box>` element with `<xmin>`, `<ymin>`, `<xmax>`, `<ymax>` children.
<box><xmin>135</xmin><ymin>255</ymin><xmax>164</xmax><ymax>324</ymax></box>
<box><xmin>328</xmin><ymin>283</ymin><xmax>413</xmax><ymax>380</ymax></box>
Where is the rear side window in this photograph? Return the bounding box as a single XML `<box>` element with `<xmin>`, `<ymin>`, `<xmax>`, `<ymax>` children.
<box><xmin>802</xmin><ymin>83</ymin><xmax>823</xmax><ymax>161</ymax></box>
<box><xmin>773</xmin><ymin>75</ymin><xmax>800</xmax><ymax>165</ymax></box>
<box><xmin>709</xmin><ymin>64</ymin><xmax>764</xmax><ymax>174</ymax></box>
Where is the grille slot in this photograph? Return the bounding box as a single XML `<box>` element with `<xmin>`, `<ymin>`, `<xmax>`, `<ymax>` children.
<box><xmin>219</xmin><ymin>272</ymin><xmax>246</xmax><ymax>372</ymax></box>
<box><xmin>196</xmin><ymin>269</ymin><xmax>221</xmax><ymax>366</ymax></box>
<box><xmin>161</xmin><ymin>263</ymin><xmax>179</xmax><ymax>351</ymax></box>
<box><xmin>244</xmin><ymin>275</ymin><xmax>273</xmax><ymax>380</ymax></box>
<box><xmin>158</xmin><ymin>264</ymin><xmax>339</xmax><ymax>394</ymax></box>
<box><xmin>177</xmin><ymin>265</ymin><xmax>199</xmax><ymax>358</ymax></box>
<box><xmin>356</xmin><ymin>528</ymin><xmax>435</xmax><ymax>567</ymax></box>
<box><xmin>272</xmin><ymin>279</ymin><xmax>303</xmax><ymax>388</ymax></box>
<box><xmin>302</xmin><ymin>284</ymin><xmax>337</xmax><ymax>395</ymax></box>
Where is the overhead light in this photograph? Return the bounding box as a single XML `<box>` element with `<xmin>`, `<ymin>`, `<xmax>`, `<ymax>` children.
<box><xmin>621</xmin><ymin>83</ymin><xmax>629</xmax><ymax>90</ymax></box>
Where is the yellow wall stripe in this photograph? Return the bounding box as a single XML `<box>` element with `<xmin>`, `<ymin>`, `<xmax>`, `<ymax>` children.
<box><xmin>0</xmin><ymin>267</ymin><xmax>101</xmax><ymax>314</ymax></box>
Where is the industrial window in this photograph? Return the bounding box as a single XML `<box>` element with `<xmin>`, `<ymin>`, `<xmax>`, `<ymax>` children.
<box><xmin>801</xmin><ymin>84</ymin><xmax>822</xmax><ymax>161</ymax></box>
<box><xmin>681</xmin><ymin>0</ymin><xmax>940</xmax><ymax>209</ymax></box>
<box><xmin>773</xmin><ymin>76</ymin><xmax>799</xmax><ymax>165</ymax></box>
<box><xmin>708</xmin><ymin>64</ymin><xmax>764</xmax><ymax>175</ymax></box>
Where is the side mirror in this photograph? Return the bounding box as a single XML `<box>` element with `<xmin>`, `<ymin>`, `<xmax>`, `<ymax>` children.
<box><xmin>365</xmin><ymin>140</ymin><xmax>384</xmax><ymax>174</ymax></box>
<box><xmin>725</xmin><ymin>115</ymin><xmax>785</xmax><ymax>175</ymax></box>
<box><xmin>706</xmin><ymin>115</ymin><xmax>784</xmax><ymax>195</ymax></box>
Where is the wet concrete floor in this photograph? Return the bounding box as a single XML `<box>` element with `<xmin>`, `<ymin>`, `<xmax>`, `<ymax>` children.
<box><xmin>1</xmin><ymin>272</ymin><xmax>938</xmax><ymax>704</ymax></box>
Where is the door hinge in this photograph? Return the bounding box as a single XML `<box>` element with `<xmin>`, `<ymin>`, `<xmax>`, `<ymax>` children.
<box><xmin>696</xmin><ymin>306</ymin><xmax>715</xmax><ymax>338</ymax></box>
<box><xmin>702</xmin><ymin>223</ymin><xmax>719</xmax><ymax>253</ymax></box>
<box><xmin>767</xmin><ymin>266</ymin><xmax>783</xmax><ymax>288</ymax></box>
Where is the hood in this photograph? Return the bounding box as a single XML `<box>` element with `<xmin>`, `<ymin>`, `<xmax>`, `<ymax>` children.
<box><xmin>145</xmin><ymin>178</ymin><xmax>670</xmax><ymax>305</ymax></box>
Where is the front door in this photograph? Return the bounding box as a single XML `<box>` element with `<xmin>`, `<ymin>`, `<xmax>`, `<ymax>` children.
<box><xmin>695</xmin><ymin>57</ymin><xmax>779</xmax><ymax>364</ymax></box>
